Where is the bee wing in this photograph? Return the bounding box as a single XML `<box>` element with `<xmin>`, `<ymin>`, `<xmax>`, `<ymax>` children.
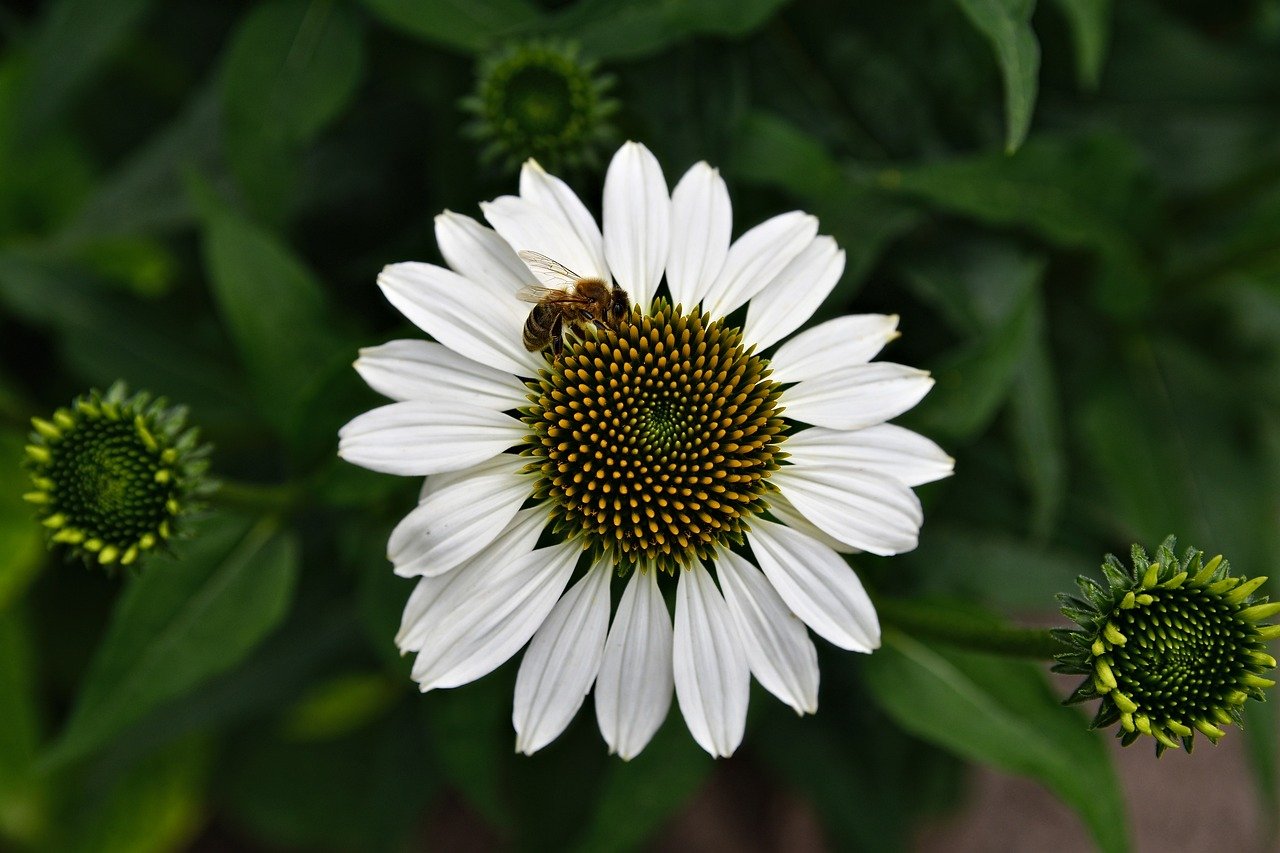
<box><xmin>515</xmin><ymin>283</ymin><xmax>577</xmax><ymax>303</ymax></box>
<box><xmin>518</xmin><ymin>251</ymin><xmax>582</xmax><ymax>287</ymax></box>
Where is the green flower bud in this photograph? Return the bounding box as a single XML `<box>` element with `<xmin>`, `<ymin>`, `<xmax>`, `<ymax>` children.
<box><xmin>22</xmin><ymin>383</ymin><xmax>212</xmax><ymax>570</ymax></box>
<box><xmin>462</xmin><ymin>39</ymin><xmax>617</xmax><ymax>175</ymax></box>
<box><xmin>1054</xmin><ymin>537</ymin><xmax>1277</xmax><ymax>755</ymax></box>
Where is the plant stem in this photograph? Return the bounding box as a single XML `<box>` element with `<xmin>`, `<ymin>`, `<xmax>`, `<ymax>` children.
<box><xmin>874</xmin><ymin>596</ymin><xmax>1063</xmax><ymax>660</ymax></box>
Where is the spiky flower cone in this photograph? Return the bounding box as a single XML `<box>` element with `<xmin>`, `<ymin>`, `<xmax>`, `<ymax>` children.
<box><xmin>462</xmin><ymin>39</ymin><xmax>617</xmax><ymax>175</ymax></box>
<box><xmin>1054</xmin><ymin>537</ymin><xmax>1279</xmax><ymax>754</ymax></box>
<box><xmin>521</xmin><ymin>301</ymin><xmax>786</xmax><ymax>574</ymax></box>
<box><xmin>22</xmin><ymin>383</ymin><xmax>212</xmax><ymax>570</ymax></box>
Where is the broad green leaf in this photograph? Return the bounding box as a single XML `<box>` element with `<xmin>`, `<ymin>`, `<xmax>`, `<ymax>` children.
<box><xmin>904</xmin><ymin>525</ymin><xmax>1083</xmax><ymax>609</ymax></box>
<box><xmin>195</xmin><ymin>184</ymin><xmax>349</xmax><ymax>439</ymax></box>
<box><xmin>571</xmin><ymin>715</ymin><xmax>713</xmax><ymax>853</ymax></box>
<box><xmin>280</xmin><ymin>672</ymin><xmax>399</xmax><ymax>741</ymax></box>
<box><xmin>729</xmin><ymin>112</ymin><xmax>843</xmax><ymax>200</ymax></box>
<box><xmin>359</xmin><ymin>0</ymin><xmax>542</xmax><ymax>52</ymax></box>
<box><xmin>0</xmin><ymin>431</ymin><xmax>44</xmax><ymax>611</ymax></box>
<box><xmin>55</xmin><ymin>295</ymin><xmax>258</xmax><ymax>433</ymax></box>
<box><xmin>59</xmin><ymin>76</ymin><xmax>222</xmax><ymax>242</ymax></box>
<box><xmin>58</xmin><ymin>738</ymin><xmax>209</xmax><ymax>853</ymax></box>
<box><xmin>547</xmin><ymin>0</ymin><xmax>792</xmax><ymax>61</ymax></box>
<box><xmin>47</xmin><ymin>514</ymin><xmax>298</xmax><ymax>766</ymax></box>
<box><xmin>0</xmin><ymin>610</ymin><xmax>44</xmax><ymax>846</ymax></box>
<box><xmin>1049</xmin><ymin>0</ymin><xmax>1111</xmax><ymax>89</ymax></box>
<box><xmin>730</xmin><ymin>112</ymin><xmax>920</xmax><ymax>306</ymax></box>
<box><xmin>912</xmin><ymin>279</ymin><xmax>1040</xmax><ymax>442</ymax></box>
<box><xmin>1008</xmin><ymin>300</ymin><xmax>1065</xmax><ymax>537</ymax></box>
<box><xmin>952</xmin><ymin>0</ymin><xmax>1040</xmax><ymax>153</ymax></box>
<box><xmin>864</xmin><ymin>632</ymin><xmax>1129</xmax><ymax>853</ymax></box>
<box><xmin>899</xmin><ymin>239</ymin><xmax>1063</xmax><ymax>529</ymax></box>
<box><xmin>9</xmin><ymin>0</ymin><xmax>156</xmax><ymax>145</ymax></box>
<box><xmin>221</xmin><ymin>707</ymin><xmax>435</xmax><ymax>853</ymax></box>
<box><xmin>879</xmin><ymin>133</ymin><xmax>1156</xmax><ymax>317</ymax></box>
<box><xmin>222</xmin><ymin>0</ymin><xmax>366</xmax><ymax>222</ymax></box>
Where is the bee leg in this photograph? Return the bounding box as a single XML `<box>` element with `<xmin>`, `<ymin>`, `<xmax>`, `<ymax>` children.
<box><xmin>549</xmin><ymin>314</ymin><xmax>564</xmax><ymax>360</ymax></box>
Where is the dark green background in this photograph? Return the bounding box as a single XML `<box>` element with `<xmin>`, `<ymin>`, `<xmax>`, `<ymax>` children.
<box><xmin>1</xmin><ymin>0</ymin><xmax>1279</xmax><ymax>850</ymax></box>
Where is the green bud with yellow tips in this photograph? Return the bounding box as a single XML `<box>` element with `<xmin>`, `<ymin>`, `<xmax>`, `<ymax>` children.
<box><xmin>22</xmin><ymin>382</ymin><xmax>212</xmax><ymax>573</ymax></box>
<box><xmin>1054</xmin><ymin>537</ymin><xmax>1278</xmax><ymax>755</ymax></box>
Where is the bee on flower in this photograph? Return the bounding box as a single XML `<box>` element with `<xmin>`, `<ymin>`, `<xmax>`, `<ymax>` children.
<box><xmin>339</xmin><ymin>142</ymin><xmax>952</xmax><ymax>759</ymax></box>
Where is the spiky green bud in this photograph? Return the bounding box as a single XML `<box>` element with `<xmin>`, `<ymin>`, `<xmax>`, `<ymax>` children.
<box><xmin>462</xmin><ymin>39</ymin><xmax>617</xmax><ymax>175</ymax></box>
<box><xmin>22</xmin><ymin>383</ymin><xmax>212</xmax><ymax>570</ymax></box>
<box><xmin>1054</xmin><ymin>537</ymin><xmax>1277</xmax><ymax>755</ymax></box>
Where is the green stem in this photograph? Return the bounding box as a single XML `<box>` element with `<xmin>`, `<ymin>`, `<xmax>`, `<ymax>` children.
<box><xmin>874</xmin><ymin>596</ymin><xmax>1063</xmax><ymax>660</ymax></box>
<box><xmin>211</xmin><ymin>479</ymin><xmax>304</xmax><ymax>515</ymax></box>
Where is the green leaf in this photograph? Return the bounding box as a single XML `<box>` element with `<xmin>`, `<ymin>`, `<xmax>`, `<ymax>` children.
<box><xmin>57</xmin><ymin>738</ymin><xmax>209</xmax><ymax>853</ymax></box>
<box><xmin>46</xmin><ymin>514</ymin><xmax>298</xmax><ymax>766</ymax></box>
<box><xmin>0</xmin><ymin>430</ymin><xmax>45</xmax><ymax>611</ymax></box>
<box><xmin>546</xmin><ymin>0</ymin><xmax>792</xmax><ymax>61</ymax></box>
<box><xmin>194</xmin><ymin>183</ymin><xmax>349</xmax><ymax>439</ymax></box>
<box><xmin>912</xmin><ymin>278</ymin><xmax>1040</xmax><ymax>442</ymax></box>
<box><xmin>59</xmin><ymin>76</ymin><xmax>222</xmax><ymax>242</ymax></box>
<box><xmin>729</xmin><ymin>111</ymin><xmax>843</xmax><ymax>200</ymax></box>
<box><xmin>222</xmin><ymin>0</ymin><xmax>366</xmax><ymax>222</ymax></box>
<box><xmin>279</xmin><ymin>672</ymin><xmax>399</xmax><ymax>741</ymax></box>
<box><xmin>1007</xmin><ymin>299</ymin><xmax>1066</xmax><ymax>537</ymax></box>
<box><xmin>952</xmin><ymin>0</ymin><xmax>1040</xmax><ymax>153</ymax></box>
<box><xmin>880</xmin><ymin>133</ymin><xmax>1156</xmax><ymax>317</ymax></box>
<box><xmin>730</xmin><ymin>112</ymin><xmax>920</xmax><ymax>307</ymax></box>
<box><xmin>864</xmin><ymin>632</ymin><xmax>1129</xmax><ymax>853</ymax></box>
<box><xmin>903</xmin><ymin>525</ymin><xmax>1083</xmax><ymax>609</ymax></box>
<box><xmin>0</xmin><ymin>610</ymin><xmax>44</xmax><ymax>846</ymax></box>
<box><xmin>571</xmin><ymin>715</ymin><xmax>713</xmax><ymax>853</ymax></box>
<box><xmin>358</xmin><ymin>0</ymin><xmax>542</xmax><ymax>52</ymax></box>
<box><xmin>1049</xmin><ymin>0</ymin><xmax>1111</xmax><ymax>89</ymax></box>
<box><xmin>9</xmin><ymin>0</ymin><xmax>156</xmax><ymax>145</ymax></box>
<box><xmin>221</xmin><ymin>707</ymin><xmax>435</xmax><ymax>853</ymax></box>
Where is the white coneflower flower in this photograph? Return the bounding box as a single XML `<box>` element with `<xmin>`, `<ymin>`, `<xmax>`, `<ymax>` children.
<box><xmin>339</xmin><ymin>141</ymin><xmax>952</xmax><ymax>759</ymax></box>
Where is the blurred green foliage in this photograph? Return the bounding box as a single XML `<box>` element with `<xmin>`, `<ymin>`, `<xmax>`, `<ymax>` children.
<box><xmin>1</xmin><ymin>0</ymin><xmax>1279</xmax><ymax>850</ymax></box>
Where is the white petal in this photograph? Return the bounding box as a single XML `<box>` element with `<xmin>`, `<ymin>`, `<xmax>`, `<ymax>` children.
<box><xmin>595</xmin><ymin>569</ymin><xmax>673</xmax><ymax>760</ymax></box>
<box><xmin>378</xmin><ymin>262</ymin><xmax>540</xmax><ymax>376</ymax></box>
<box><xmin>741</xmin><ymin>237</ymin><xmax>844</xmax><ymax>352</ymax></box>
<box><xmin>482</xmin><ymin>195</ymin><xmax>608</xmax><ymax>284</ymax></box>
<box><xmin>768</xmin><ymin>314</ymin><xmax>901</xmax><ymax>383</ymax></box>
<box><xmin>773</xmin><ymin>463</ymin><xmax>922</xmax><ymax>556</ymax></box>
<box><xmin>666</xmin><ymin>162</ymin><xmax>731</xmax><ymax>310</ymax></box>
<box><xmin>355</xmin><ymin>339</ymin><xmax>528</xmax><ymax>409</ymax></box>
<box><xmin>603</xmin><ymin>141</ymin><xmax>670</xmax><ymax>311</ymax></box>
<box><xmin>673</xmin><ymin>564</ymin><xmax>749</xmax><ymax>758</ymax></box>
<box><xmin>767</xmin><ymin>492</ymin><xmax>858</xmax><ymax>555</ymax></box>
<box><xmin>396</xmin><ymin>508</ymin><xmax>547</xmax><ymax>652</ymax></box>
<box><xmin>337</xmin><ymin>401</ymin><xmax>522</xmax><ymax>476</ymax></box>
<box><xmin>410</xmin><ymin>539</ymin><xmax>579</xmax><ymax>690</ymax></box>
<box><xmin>783</xmin><ymin>424</ymin><xmax>954</xmax><ymax>488</ymax></box>
<box><xmin>701</xmin><ymin>212</ymin><xmax>817</xmax><ymax>320</ymax></box>
<box><xmin>389</xmin><ymin>453</ymin><xmax>531</xmax><ymax>578</ymax></box>
<box><xmin>519</xmin><ymin>159</ymin><xmax>609</xmax><ymax>280</ymax></box>
<box><xmin>716</xmin><ymin>550</ymin><xmax>819</xmax><ymax>715</ymax></box>
<box><xmin>781</xmin><ymin>363</ymin><xmax>934</xmax><ymax>431</ymax></box>
<box><xmin>513</xmin><ymin>560</ymin><xmax>612</xmax><ymax>755</ymax></box>
<box><xmin>748</xmin><ymin>519</ymin><xmax>880</xmax><ymax>652</ymax></box>
<box><xmin>434</xmin><ymin>211</ymin><xmax>530</xmax><ymax>294</ymax></box>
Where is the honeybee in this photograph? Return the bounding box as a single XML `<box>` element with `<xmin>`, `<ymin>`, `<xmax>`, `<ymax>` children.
<box><xmin>516</xmin><ymin>251</ymin><xmax>630</xmax><ymax>358</ymax></box>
